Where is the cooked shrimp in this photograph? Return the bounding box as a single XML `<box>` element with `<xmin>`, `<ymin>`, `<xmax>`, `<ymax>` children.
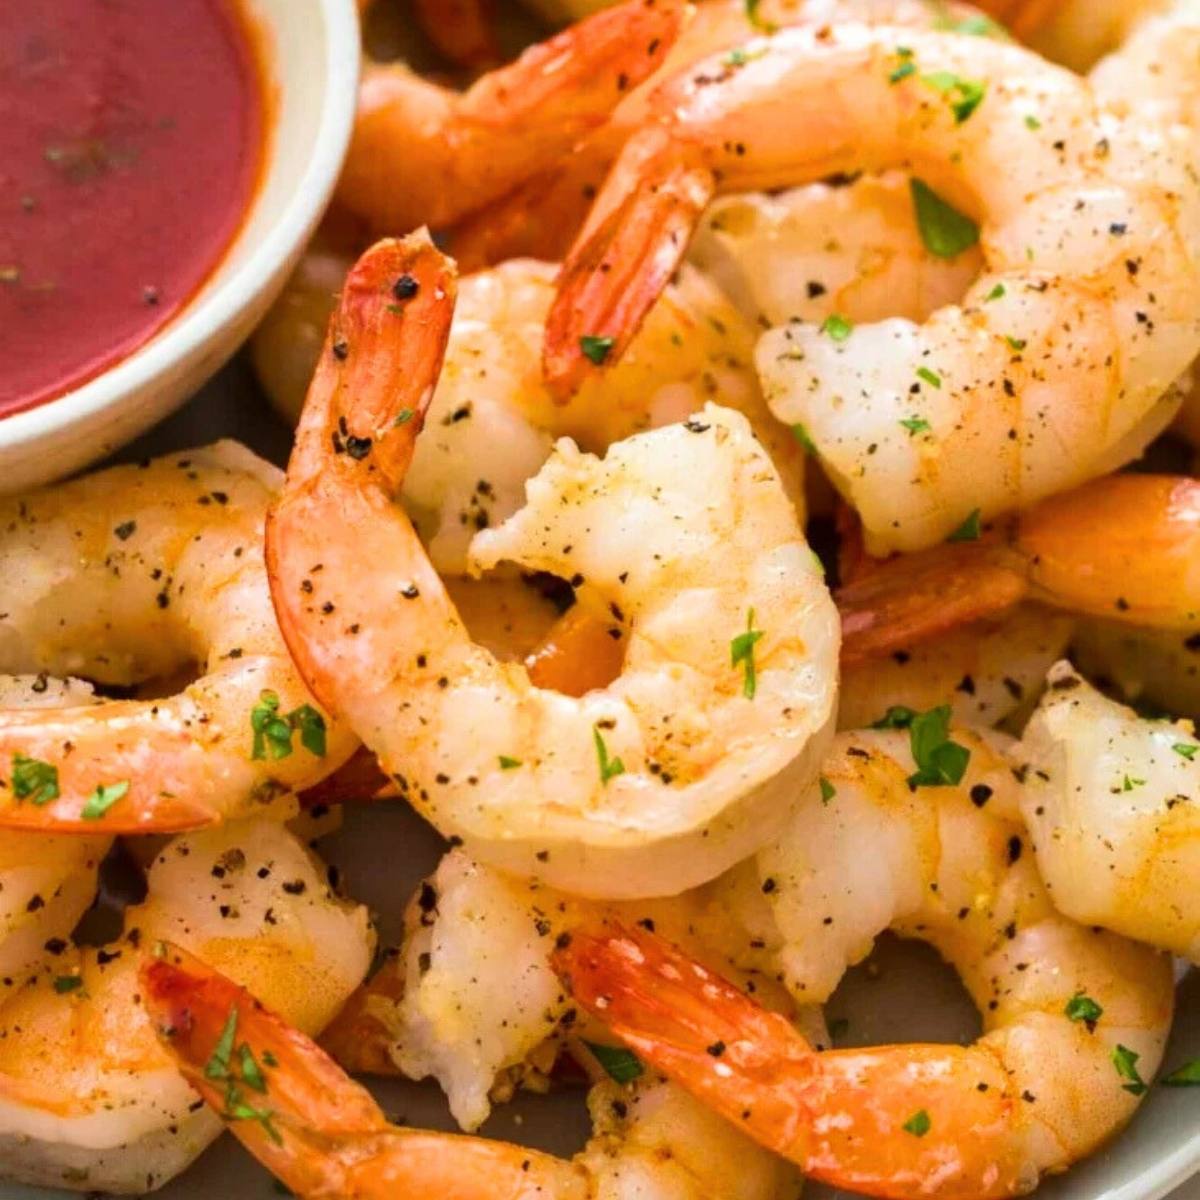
<box><xmin>545</xmin><ymin>23</ymin><xmax>1200</xmax><ymax>551</ymax></box>
<box><xmin>336</xmin><ymin>0</ymin><xmax>687</xmax><ymax>236</ymax></box>
<box><xmin>142</xmin><ymin>943</ymin><xmax>799</xmax><ymax>1199</ymax></box>
<box><xmin>0</xmin><ymin>442</ymin><xmax>355</xmax><ymax>832</ymax></box>
<box><xmin>0</xmin><ymin>676</ymin><xmax>107</xmax><ymax>993</ymax></box>
<box><xmin>0</xmin><ymin>818</ymin><xmax>373</xmax><ymax>1194</ymax></box>
<box><xmin>1016</xmin><ymin>661</ymin><xmax>1200</xmax><ymax>959</ymax></box>
<box><xmin>267</xmin><ymin>235</ymin><xmax>838</xmax><ymax>898</ymax></box>
<box><xmin>836</xmin><ymin>473</ymin><xmax>1200</xmax><ymax>666</ymax></box>
<box><xmin>557</xmin><ymin>728</ymin><xmax>1175</xmax><ymax>1197</ymax></box>
<box><xmin>321</xmin><ymin>846</ymin><xmax>819</xmax><ymax>1129</ymax></box>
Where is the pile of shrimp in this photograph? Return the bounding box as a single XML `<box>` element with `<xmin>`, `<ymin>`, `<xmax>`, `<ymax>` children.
<box><xmin>9</xmin><ymin>0</ymin><xmax>1200</xmax><ymax>1196</ymax></box>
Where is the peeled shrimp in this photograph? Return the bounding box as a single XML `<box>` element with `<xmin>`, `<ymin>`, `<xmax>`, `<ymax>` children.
<box><xmin>143</xmin><ymin>943</ymin><xmax>799</xmax><ymax>1200</ymax></box>
<box><xmin>0</xmin><ymin>676</ymin><xmax>107</xmax><ymax>993</ymax></box>
<box><xmin>0</xmin><ymin>442</ymin><xmax>354</xmax><ymax>832</ymax></box>
<box><xmin>1017</xmin><ymin>661</ymin><xmax>1200</xmax><ymax>959</ymax></box>
<box><xmin>557</xmin><ymin>727</ymin><xmax>1175</xmax><ymax>1198</ymax></box>
<box><xmin>336</xmin><ymin>0</ymin><xmax>687</xmax><ymax>236</ymax></box>
<box><xmin>267</xmin><ymin>235</ymin><xmax>838</xmax><ymax>898</ymax></box>
<box><xmin>544</xmin><ymin>23</ymin><xmax>1200</xmax><ymax>552</ymax></box>
<box><xmin>0</xmin><ymin>818</ymin><xmax>373</xmax><ymax>1193</ymax></box>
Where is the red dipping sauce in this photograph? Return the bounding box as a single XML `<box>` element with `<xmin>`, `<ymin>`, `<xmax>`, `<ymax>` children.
<box><xmin>0</xmin><ymin>0</ymin><xmax>266</xmax><ymax>417</ymax></box>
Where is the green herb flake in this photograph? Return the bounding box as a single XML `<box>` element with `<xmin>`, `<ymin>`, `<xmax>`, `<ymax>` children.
<box><xmin>593</xmin><ymin>726</ymin><xmax>626</xmax><ymax>786</ymax></box>
<box><xmin>915</xmin><ymin>366</ymin><xmax>942</xmax><ymax>389</ymax></box>
<box><xmin>1172</xmin><ymin>742</ymin><xmax>1198</xmax><ymax>760</ymax></box>
<box><xmin>872</xmin><ymin>706</ymin><xmax>916</xmax><ymax>730</ymax></box>
<box><xmin>1162</xmin><ymin>1058</ymin><xmax>1200</xmax><ymax>1087</ymax></box>
<box><xmin>1005</xmin><ymin>336</ymin><xmax>1027</xmax><ymax>352</ymax></box>
<box><xmin>206</xmin><ymin>1008</ymin><xmax>239</xmax><ymax>1081</ymax></box>
<box><xmin>723</xmin><ymin>45</ymin><xmax>767</xmax><ymax>67</ymax></box>
<box><xmin>731</xmin><ymin>608</ymin><xmax>765</xmax><ymax>699</ymax></box>
<box><xmin>580</xmin><ymin>335</ymin><xmax>615</xmax><ymax>365</ymax></box>
<box><xmin>934</xmin><ymin>12</ymin><xmax>1007</xmax><ymax>38</ymax></box>
<box><xmin>820</xmin><ymin>313</ymin><xmax>854</xmax><ymax>342</ymax></box>
<box><xmin>1121</xmin><ymin>775</ymin><xmax>1146</xmax><ymax>792</ymax></box>
<box><xmin>889</xmin><ymin>58</ymin><xmax>916</xmax><ymax>84</ymax></box>
<box><xmin>1064</xmin><ymin>992</ymin><xmax>1103</xmax><ymax>1027</ymax></box>
<box><xmin>250</xmin><ymin>691</ymin><xmax>327</xmax><ymax>761</ymax></box>
<box><xmin>53</xmin><ymin>974</ymin><xmax>83</xmax><ymax>995</ymax></box>
<box><xmin>1112</xmin><ymin>1044</ymin><xmax>1148</xmax><ymax>1095</ymax></box>
<box><xmin>910</xmin><ymin>179</ymin><xmax>980</xmax><ymax>259</ymax></box>
<box><xmin>906</xmin><ymin>705</ymin><xmax>971</xmax><ymax>788</ymax></box>
<box><xmin>81</xmin><ymin>779</ymin><xmax>129</xmax><ymax>821</ymax></box>
<box><xmin>743</xmin><ymin>0</ymin><xmax>777</xmax><ymax>32</ymax></box>
<box><xmin>239</xmin><ymin>1044</ymin><xmax>268</xmax><ymax>1093</ymax></box>
<box><xmin>586</xmin><ymin>1040</ymin><xmax>644</xmax><ymax>1083</ymax></box>
<box><xmin>498</xmin><ymin>755</ymin><xmax>523</xmax><ymax>770</ymax></box>
<box><xmin>947</xmin><ymin>509</ymin><xmax>982</xmax><ymax>543</ymax></box>
<box><xmin>288</xmin><ymin>705</ymin><xmax>327</xmax><ymax>758</ymax></box>
<box><xmin>985</xmin><ymin>283</ymin><xmax>1006</xmax><ymax>301</ymax></box>
<box><xmin>902</xmin><ymin>1109</ymin><xmax>932</xmax><ymax>1136</ymax></box>
<box><xmin>920</xmin><ymin>70</ymin><xmax>986</xmax><ymax>123</ymax></box>
<box><xmin>394</xmin><ymin>408</ymin><xmax>414</xmax><ymax>426</ymax></box>
<box><xmin>819</xmin><ymin>775</ymin><xmax>836</xmax><ymax>804</ymax></box>
<box><xmin>12</xmin><ymin>754</ymin><xmax>59</xmax><ymax>806</ymax></box>
<box><xmin>1025</xmin><ymin>114</ymin><xmax>1042</xmax><ymax>130</ymax></box>
<box><xmin>900</xmin><ymin>416</ymin><xmax>931</xmax><ymax>436</ymax></box>
<box><xmin>791</xmin><ymin>423</ymin><xmax>818</xmax><ymax>456</ymax></box>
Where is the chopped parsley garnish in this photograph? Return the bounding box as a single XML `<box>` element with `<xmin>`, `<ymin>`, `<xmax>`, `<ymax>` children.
<box><xmin>12</xmin><ymin>754</ymin><xmax>59</xmax><ymax>805</ymax></box>
<box><xmin>890</xmin><ymin>59</ymin><xmax>916</xmax><ymax>84</ymax></box>
<box><xmin>911</xmin><ymin>179</ymin><xmax>980</xmax><ymax>259</ymax></box>
<box><xmin>934</xmin><ymin>12</ymin><xmax>1007</xmax><ymax>38</ymax></box>
<box><xmin>206</xmin><ymin>1006</ymin><xmax>283</xmax><ymax>1142</ymax></box>
<box><xmin>906</xmin><ymin>705</ymin><xmax>970</xmax><ymax>788</ymax></box>
<box><xmin>731</xmin><ymin>608</ymin><xmax>765</xmax><ymax>699</ymax></box>
<box><xmin>239</xmin><ymin>1044</ymin><xmax>268</xmax><ymax>1093</ymax></box>
<box><xmin>724</xmin><ymin>45</ymin><xmax>767</xmax><ymax>67</ymax></box>
<box><xmin>1121</xmin><ymin>775</ymin><xmax>1146</xmax><ymax>792</ymax></box>
<box><xmin>593</xmin><ymin>726</ymin><xmax>626</xmax><ymax>786</ymax></box>
<box><xmin>1005</xmin><ymin>336</ymin><xmax>1027</xmax><ymax>351</ymax></box>
<box><xmin>872</xmin><ymin>706</ymin><xmax>917</xmax><ymax>730</ymax></box>
<box><xmin>915</xmin><ymin>366</ymin><xmax>942</xmax><ymax>389</ymax></box>
<box><xmin>985</xmin><ymin>283</ymin><xmax>1006</xmax><ymax>301</ymax></box>
<box><xmin>205</xmin><ymin>1008</ymin><xmax>239</xmax><ymax>1080</ymax></box>
<box><xmin>53</xmin><ymin>974</ymin><xmax>83</xmax><ymax>995</ymax></box>
<box><xmin>81</xmin><ymin>780</ymin><xmax>129</xmax><ymax>821</ymax></box>
<box><xmin>819</xmin><ymin>775</ymin><xmax>836</xmax><ymax>804</ymax></box>
<box><xmin>947</xmin><ymin>509</ymin><xmax>982</xmax><ymax>543</ymax></box>
<box><xmin>900</xmin><ymin>417</ymin><xmax>931</xmax><ymax>436</ymax></box>
<box><xmin>1064</xmin><ymin>992</ymin><xmax>1103</xmax><ymax>1028</ymax></box>
<box><xmin>902</xmin><ymin>1109</ymin><xmax>931</xmax><ymax>1136</ymax></box>
<box><xmin>498</xmin><ymin>755</ymin><xmax>523</xmax><ymax>770</ymax></box>
<box><xmin>580</xmin><ymin>334</ymin><xmax>615</xmax><ymax>365</ymax></box>
<box><xmin>821</xmin><ymin>313</ymin><xmax>853</xmax><ymax>342</ymax></box>
<box><xmin>921</xmin><ymin>71</ymin><xmax>987</xmax><ymax>123</ymax></box>
<box><xmin>791</xmin><ymin>423</ymin><xmax>818</xmax><ymax>455</ymax></box>
<box><xmin>250</xmin><ymin>691</ymin><xmax>327</xmax><ymax>761</ymax></box>
<box><xmin>394</xmin><ymin>408</ymin><xmax>414</xmax><ymax>426</ymax></box>
<box><xmin>586</xmin><ymin>1041</ymin><xmax>644</xmax><ymax>1083</ymax></box>
<box><xmin>1025</xmin><ymin>114</ymin><xmax>1042</xmax><ymax>130</ymax></box>
<box><xmin>743</xmin><ymin>0</ymin><xmax>776</xmax><ymax>33</ymax></box>
<box><xmin>1172</xmin><ymin>742</ymin><xmax>1198</xmax><ymax>760</ymax></box>
<box><xmin>1112</xmin><ymin>1044</ymin><xmax>1149</xmax><ymax>1095</ymax></box>
<box><xmin>1162</xmin><ymin>1058</ymin><xmax>1200</xmax><ymax>1087</ymax></box>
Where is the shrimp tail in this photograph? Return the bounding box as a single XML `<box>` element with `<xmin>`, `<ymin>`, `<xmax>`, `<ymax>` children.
<box><xmin>543</xmin><ymin>126</ymin><xmax>715</xmax><ymax>400</ymax></box>
<box><xmin>836</xmin><ymin>542</ymin><xmax>1030</xmax><ymax>666</ymax></box>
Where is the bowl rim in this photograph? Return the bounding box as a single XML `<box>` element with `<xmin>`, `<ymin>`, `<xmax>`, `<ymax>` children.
<box><xmin>0</xmin><ymin>0</ymin><xmax>361</xmax><ymax>450</ymax></box>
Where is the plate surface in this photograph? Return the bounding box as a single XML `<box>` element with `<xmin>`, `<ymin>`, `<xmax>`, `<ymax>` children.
<box><xmin>4</xmin><ymin>358</ymin><xmax>1198</xmax><ymax>1200</ymax></box>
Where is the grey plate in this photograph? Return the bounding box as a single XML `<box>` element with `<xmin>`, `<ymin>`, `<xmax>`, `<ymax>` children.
<box><xmin>8</xmin><ymin>357</ymin><xmax>1198</xmax><ymax>1199</ymax></box>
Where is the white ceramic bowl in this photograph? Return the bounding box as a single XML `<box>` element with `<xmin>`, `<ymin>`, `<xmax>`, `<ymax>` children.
<box><xmin>0</xmin><ymin>0</ymin><xmax>360</xmax><ymax>493</ymax></box>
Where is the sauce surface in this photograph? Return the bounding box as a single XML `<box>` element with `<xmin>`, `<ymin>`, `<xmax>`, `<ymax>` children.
<box><xmin>0</xmin><ymin>0</ymin><xmax>264</xmax><ymax>417</ymax></box>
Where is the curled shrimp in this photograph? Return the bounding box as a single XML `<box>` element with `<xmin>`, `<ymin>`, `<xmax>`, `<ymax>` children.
<box><xmin>336</xmin><ymin>0</ymin><xmax>687</xmax><ymax>237</ymax></box>
<box><xmin>142</xmin><ymin>943</ymin><xmax>800</xmax><ymax>1199</ymax></box>
<box><xmin>556</xmin><ymin>728</ymin><xmax>1175</xmax><ymax>1198</ymax></box>
<box><xmin>1017</xmin><ymin>661</ymin><xmax>1200</xmax><ymax>960</ymax></box>
<box><xmin>543</xmin><ymin>22</ymin><xmax>1200</xmax><ymax>552</ymax></box>
<box><xmin>0</xmin><ymin>442</ymin><xmax>355</xmax><ymax>832</ymax></box>
<box><xmin>0</xmin><ymin>819</ymin><xmax>373</xmax><ymax>1194</ymax></box>
<box><xmin>835</xmin><ymin>473</ymin><xmax>1200</xmax><ymax>666</ymax></box>
<box><xmin>266</xmin><ymin>234</ymin><xmax>838</xmax><ymax>898</ymax></box>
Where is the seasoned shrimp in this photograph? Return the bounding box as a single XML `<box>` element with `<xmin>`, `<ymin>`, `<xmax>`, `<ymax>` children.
<box><xmin>544</xmin><ymin>24</ymin><xmax>1200</xmax><ymax>551</ymax></box>
<box><xmin>142</xmin><ymin>944</ymin><xmax>800</xmax><ymax>1200</ymax></box>
<box><xmin>267</xmin><ymin>235</ymin><xmax>838</xmax><ymax>898</ymax></box>
<box><xmin>1017</xmin><ymin>662</ymin><xmax>1200</xmax><ymax>959</ymax></box>
<box><xmin>557</xmin><ymin>729</ymin><xmax>1175</xmax><ymax>1197</ymax></box>
<box><xmin>0</xmin><ymin>819</ymin><xmax>373</xmax><ymax>1193</ymax></box>
<box><xmin>322</xmin><ymin>847</ymin><xmax>820</xmax><ymax>1130</ymax></box>
<box><xmin>0</xmin><ymin>676</ymin><xmax>107</xmax><ymax>992</ymax></box>
<box><xmin>835</xmin><ymin>473</ymin><xmax>1200</xmax><ymax>666</ymax></box>
<box><xmin>336</xmin><ymin>0</ymin><xmax>686</xmax><ymax>236</ymax></box>
<box><xmin>0</xmin><ymin>442</ymin><xmax>354</xmax><ymax>832</ymax></box>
